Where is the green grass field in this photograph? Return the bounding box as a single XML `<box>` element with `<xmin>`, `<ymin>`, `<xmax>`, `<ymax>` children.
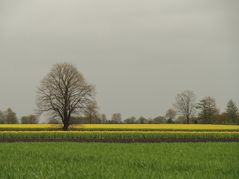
<box><xmin>0</xmin><ymin>142</ymin><xmax>238</xmax><ymax>179</ymax></box>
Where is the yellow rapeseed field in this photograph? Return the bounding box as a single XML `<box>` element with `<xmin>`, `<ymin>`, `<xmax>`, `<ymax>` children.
<box><xmin>72</xmin><ymin>124</ymin><xmax>239</xmax><ymax>130</ymax></box>
<box><xmin>0</xmin><ymin>124</ymin><xmax>238</xmax><ymax>130</ymax></box>
<box><xmin>0</xmin><ymin>131</ymin><xmax>238</xmax><ymax>134</ymax></box>
<box><xmin>0</xmin><ymin>124</ymin><xmax>62</xmax><ymax>129</ymax></box>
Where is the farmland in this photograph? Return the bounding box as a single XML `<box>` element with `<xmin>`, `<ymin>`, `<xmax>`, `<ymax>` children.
<box><xmin>0</xmin><ymin>124</ymin><xmax>238</xmax><ymax>142</ymax></box>
<box><xmin>0</xmin><ymin>131</ymin><xmax>239</xmax><ymax>143</ymax></box>
<box><xmin>0</xmin><ymin>142</ymin><xmax>238</xmax><ymax>179</ymax></box>
<box><xmin>0</xmin><ymin>124</ymin><xmax>238</xmax><ymax>178</ymax></box>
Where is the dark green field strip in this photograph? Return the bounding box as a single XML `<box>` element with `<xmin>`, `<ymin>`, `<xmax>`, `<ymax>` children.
<box><xmin>0</xmin><ymin>138</ymin><xmax>239</xmax><ymax>143</ymax></box>
<box><xmin>0</xmin><ymin>132</ymin><xmax>238</xmax><ymax>141</ymax></box>
<box><xmin>0</xmin><ymin>143</ymin><xmax>238</xmax><ymax>178</ymax></box>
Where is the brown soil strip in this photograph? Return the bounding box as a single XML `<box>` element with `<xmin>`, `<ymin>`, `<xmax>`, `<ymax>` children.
<box><xmin>0</xmin><ymin>138</ymin><xmax>238</xmax><ymax>143</ymax></box>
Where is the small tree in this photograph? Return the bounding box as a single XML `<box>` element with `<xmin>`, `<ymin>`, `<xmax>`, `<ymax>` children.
<box><xmin>214</xmin><ymin>113</ymin><xmax>228</xmax><ymax>124</ymax></box>
<box><xmin>124</xmin><ymin>116</ymin><xmax>137</xmax><ymax>124</ymax></box>
<box><xmin>137</xmin><ymin>116</ymin><xmax>148</xmax><ymax>124</ymax></box>
<box><xmin>100</xmin><ymin>114</ymin><xmax>107</xmax><ymax>124</ymax></box>
<box><xmin>21</xmin><ymin>115</ymin><xmax>38</xmax><ymax>124</ymax></box>
<box><xmin>165</xmin><ymin>108</ymin><xmax>176</xmax><ymax>123</ymax></box>
<box><xmin>174</xmin><ymin>90</ymin><xmax>196</xmax><ymax>124</ymax></box>
<box><xmin>111</xmin><ymin>113</ymin><xmax>122</xmax><ymax>124</ymax></box>
<box><xmin>226</xmin><ymin>100</ymin><xmax>238</xmax><ymax>123</ymax></box>
<box><xmin>4</xmin><ymin>108</ymin><xmax>18</xmax><ymax>124</ymax></box>
<box><xmin>37</xmin><ymin>63</ymin><xmax>95</xmax><ymax>130</ymax></box>
<box><xmin>153</xmin><ymin>116</ymin><xmax>167</xmax><ymax>124</ymax></box>
<box><xmin>84</xmin><ymin>101</ymin><xmax>98</xmax><ymax>124</ymax></box>
<box><xmin>0</xmin><ymin>111</ymin><xmax>4</xmax><ymax>124</ymax></box>
<box><xmin>197</xmin><ymin>96</ymin><xmax>219</xmax><ymax>124</ymax></box>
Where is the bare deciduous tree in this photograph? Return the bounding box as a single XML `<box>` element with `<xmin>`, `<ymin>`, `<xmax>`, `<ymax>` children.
<box><xmin>4</xmin><ymin>108</ymin><xmax>18</xmax><ymax>124</ymax></box>
<box><xmin>36</xmin><ymin>63</ymin><xmax>95</xmax><ymax>130</ymax></box>
<box><xmin>84</xmin><ymin>100</ymin><xmax>99</xmax><ymax>124</ymax></box>
<box><xmin>100</xmin><ymin>114</ymin><xmax>107</xmax><ymax>124</ymax></box>
<box><xmin>174</xmin><ymin>90</ymin><xmax>196</xmax><ymax>124</ymax></box>
<box><xmin>165</xmin><ymin>108</ymin><xmax>176</xmax><ymax>123</ymax></box>
<box><xmin>111</xmin><ymin>113</ymin><xmax>122</xmax><ymax>124</ymax></box>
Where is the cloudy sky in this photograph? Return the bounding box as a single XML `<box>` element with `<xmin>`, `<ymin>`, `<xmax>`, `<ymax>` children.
<box><xmin>0</xmin><ymin>0</ymin><xmax>238</xmax><ymax>119</ymax></box>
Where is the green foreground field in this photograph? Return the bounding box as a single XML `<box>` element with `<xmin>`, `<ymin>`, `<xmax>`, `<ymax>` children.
<box><xmin>0</xmin><ymin>143</ymin><xmax>238</xmax><ymax>179</ymax></box>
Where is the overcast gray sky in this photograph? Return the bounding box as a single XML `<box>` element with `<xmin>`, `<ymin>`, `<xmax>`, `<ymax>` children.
<box><xmin>0</xmin><ymin>0</ymin><xmax>238</xmax><ymax>119</ymax></box>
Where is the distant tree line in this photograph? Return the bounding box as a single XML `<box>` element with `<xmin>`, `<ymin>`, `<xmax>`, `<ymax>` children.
<box><xmin>0</xmin><ymin>63</ymin><xmax>238</xmax><ymax>128</ymax></box>
<box><xmin>1</xmin><ymin>91</ymin><xmax>238</xmax><ymax>125</ymax></box>
<box><xmin>61</xmin><ymin>91</ymin><xmax>238</xmax><ymax>125</ymax></box>
<box><xmin>47</xmin><ymin>94</ymin><xmax>239</xmax><ymax>125</ymax></box>
<box><xmin>0</xmin><ymin>108</ymin><xmax>38</xmax><ymax>124</ymax></box>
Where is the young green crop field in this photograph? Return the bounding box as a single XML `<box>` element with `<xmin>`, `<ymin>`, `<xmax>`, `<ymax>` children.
<box><xmin>0</xmin><ymin>131</ymin><xmax>238</xmax><ymax>143</ymax></box>
<box><xmin>0</xmin><ymin>142</ymin><xmax>238</xmax><ymax>179</ymax></box>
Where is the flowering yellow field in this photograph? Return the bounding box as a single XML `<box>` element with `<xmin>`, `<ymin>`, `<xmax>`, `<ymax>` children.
<box><xmin>0</xmin><ymin>125</ymin><xmax>238</xmax><ymax>141</ymax></box>
<box><xmin>73</xmin><ymin>124</ymin><xmax>239</xmax><ymax>130</ymax></box>
<box><xmin>0</xmin><ymin>131</ymin><xmax>238</xmax><ymax>134</ymax></box>
<box><xmin>0</xmin><ymin>124</ymin><xmax>238</xmax><ymax>130</ymax></box>
<box><xmin>0</xmin><ymin>124</ymin><xmax>61</xmax><ymax>129</ymax></box>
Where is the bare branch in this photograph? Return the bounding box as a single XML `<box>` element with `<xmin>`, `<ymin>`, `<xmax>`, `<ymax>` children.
<box><xmin>174</xmin><ymin>90</ymin><xmax>196</xmax><ymax>124</ymax></box>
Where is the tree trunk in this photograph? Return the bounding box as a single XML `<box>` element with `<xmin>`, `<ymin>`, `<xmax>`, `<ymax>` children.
<box><xmin>90</xmin><ymin>116</ymin><xmax>92</xmax><ymax>124</ymax></box>
<box><xmin>63</xmin><ymin>118</ymin><xmax>70</xmax><ymax>130</ymax></box>
<box><xmin>186</xmin><ymin>116</ymin><xmax>190</xmax><ymax>124</ymax></box>
<box><xmin>63</xmin><ymin>123</ymin><xmax>69</xmax><ymax>130</ymax></box>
